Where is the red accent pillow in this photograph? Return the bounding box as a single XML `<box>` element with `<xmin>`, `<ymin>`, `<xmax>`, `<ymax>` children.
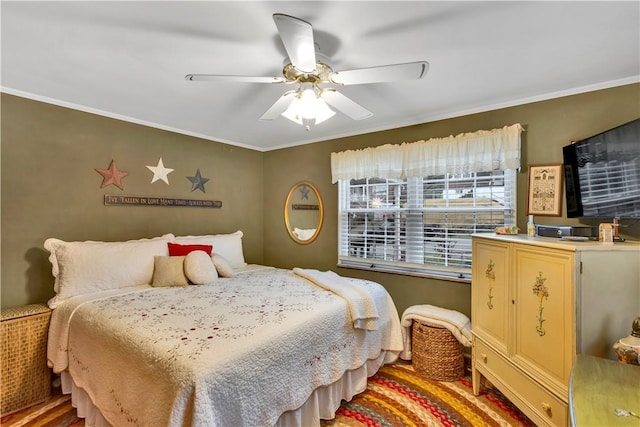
<box><xmin>168</xmin><ymin>242</ymin><xmax>213</xmax><ymax>256</ymax></box>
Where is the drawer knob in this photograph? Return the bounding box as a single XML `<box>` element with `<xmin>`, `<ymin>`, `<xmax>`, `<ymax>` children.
<box><xmin>481</xmin><ymin>353</ymin><xmax>488</xmax><ymax>363</ymax></box>
<box><xmin>541</xmin><ymin>402</ymin><xmax>552</xmax><ymax>415</ymax></box>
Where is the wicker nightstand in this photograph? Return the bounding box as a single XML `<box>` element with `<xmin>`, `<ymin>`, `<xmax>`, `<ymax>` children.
<box><xmin>1</xmin><ymin>303</ymin><xmax>52</xmax><ymax>415</ymax></box>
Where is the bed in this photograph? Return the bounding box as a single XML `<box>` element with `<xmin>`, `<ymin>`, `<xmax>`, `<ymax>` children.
<box><xmin>44</xmin><ymin>232</ymin><xmax>403</xmax><ymax>426</ymax></box>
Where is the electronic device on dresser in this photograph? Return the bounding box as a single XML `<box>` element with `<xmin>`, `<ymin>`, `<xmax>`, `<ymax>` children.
<box><xmin>535</xmin><ymin>224</ymin><xmax>598</xmax><ymax>238</ymax></box>
<box><xmin>563</xmin><ymin>118</ymin><xmax>640</xmax><ymax>220</ymax></box>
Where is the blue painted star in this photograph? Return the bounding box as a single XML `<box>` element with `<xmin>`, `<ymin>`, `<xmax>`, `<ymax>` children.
<box><xmin>299</xmin><ymin>185</ymin><xmax>310</xmax><ymax>200</ymax></box>
<box><xmin>187</xmin><ymin>169</ymin><xmax>209</xmax><ymax>193</ymax></box>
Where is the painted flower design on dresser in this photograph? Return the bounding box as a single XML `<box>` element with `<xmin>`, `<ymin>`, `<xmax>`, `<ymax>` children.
<box><xmin>532</xmin><ymin>272</ymin><xmax>549</xmax><ymax>336</ymax></box>
<box><xmin>485</xmin><ymin>260</ymin><xmax>496</xmax><ymax>309</ymax></box>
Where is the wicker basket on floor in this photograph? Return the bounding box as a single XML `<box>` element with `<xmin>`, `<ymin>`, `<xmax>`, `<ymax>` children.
<box><xmin>412</xmin><ymin>319</ymin><xmax>464</xmax><ymax>381</ymax></box>
<box><xmin>1</xmin><ymin>304</ymin><xmax>52</xmax><ymax>415</ymax></box>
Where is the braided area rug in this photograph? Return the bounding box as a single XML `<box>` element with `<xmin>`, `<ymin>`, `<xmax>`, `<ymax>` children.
<box><xmin>2</xmin><ymin>364</ymin><xmax>534</xmax><ymax>427</ymax></box>
<box><xmin>321</xmin><ymin>364</ymin><xmax>535</xmax><ymax>427</ymax></box>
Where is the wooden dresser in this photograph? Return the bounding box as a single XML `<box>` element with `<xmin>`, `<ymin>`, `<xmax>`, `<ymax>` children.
<box><xmin>470</xmin><ymin>234</ymin><xmax>640</xmax><ymax>427</ymax></box>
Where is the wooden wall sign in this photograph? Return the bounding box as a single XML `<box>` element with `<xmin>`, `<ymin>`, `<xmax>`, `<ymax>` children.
<box><xmin>292</xmin><ymin>204</ymin><xmax>319</xmax><ymax>210</ymax></box>
<box><xmin>105</xmin><ymin>195</ymin><xmax>222</xmax><ymax>208</ymax></box>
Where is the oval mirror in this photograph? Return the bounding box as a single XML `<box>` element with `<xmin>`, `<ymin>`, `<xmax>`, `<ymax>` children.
<box><xmin>284</xmin><ymin>181</ymin><xmax>324</xmax><ymax>244</ymax></box>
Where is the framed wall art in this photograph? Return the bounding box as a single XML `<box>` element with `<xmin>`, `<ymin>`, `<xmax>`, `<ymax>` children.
<box><xmin>526</xmin><ymin>164</ymin><xmax>563</xmax><ymax>216</ymax></box>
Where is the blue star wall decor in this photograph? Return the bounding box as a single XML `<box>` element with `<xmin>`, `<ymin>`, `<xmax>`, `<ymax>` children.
<box><xmin>299</xmin><ymin>185</ymin><xmax>310</xmax><ymax>200</ymax></box>
<box><xmin>187</xmin><ymin>169</ymin><xmax>210</xmax><ymax>193</ymax></box>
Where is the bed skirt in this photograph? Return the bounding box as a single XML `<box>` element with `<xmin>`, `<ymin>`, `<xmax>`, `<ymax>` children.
<box><xmin>61</xmin><ymin>350</ymin><xmax>397</xmax><ymax>427</ymax></box>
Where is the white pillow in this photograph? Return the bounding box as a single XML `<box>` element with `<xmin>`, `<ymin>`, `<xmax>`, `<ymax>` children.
<box><xmin>44</xmin><ymin>234</ymin><xmax>175</xmax><ymax>307</ymax></box>
<box><xmin>184</xmin><ymin>251</ymin><xmax>218</xmax><ymax>285</ymax></box>
<box><xmin>174</xmin><ymin>231</ymin><xmax>247</xmax><ymax>268</ymax></box>
<box><xmin>152</xmin><ymin>256</ymin><xmax>189</xmax><ymax>287</ymax></box>
<box><xmin>211</xmin><ymin>253</ymin><xmax>234</xmax><ymax>278</ymax></box>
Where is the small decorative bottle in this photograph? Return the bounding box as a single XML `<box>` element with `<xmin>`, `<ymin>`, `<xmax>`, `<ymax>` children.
<box><xmin>527</xmin><ymin>215</ymin><xmax>535</xmax><ymax>237</ymax></box>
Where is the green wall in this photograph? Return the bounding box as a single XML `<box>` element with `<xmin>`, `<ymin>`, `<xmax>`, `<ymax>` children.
<box><xmin>1</xmin><ymin>94</ymin><xmax>264</xmax><ymax>308</ymax></box>
<box><xmin>2</xmin><ymin>84</ymin><xmax>639</xmax><ymax>314</ymax></box>
<box><xmin>263</xmin><ymin>83</ymin><xmax>640</xmax><ymax>318</ymax></box>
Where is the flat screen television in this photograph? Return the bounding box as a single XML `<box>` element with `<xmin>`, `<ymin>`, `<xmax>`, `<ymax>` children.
<box><xmin>563</xmin><ymin>118</ymin><xmax>640</xmax><ymax>219</ymax></box>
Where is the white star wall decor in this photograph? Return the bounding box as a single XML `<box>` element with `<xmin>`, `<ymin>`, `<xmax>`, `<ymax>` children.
<box><xmin>146</xmin><ymin>158</ymin><xmax>174</xmax><ymax>185</ymax></box>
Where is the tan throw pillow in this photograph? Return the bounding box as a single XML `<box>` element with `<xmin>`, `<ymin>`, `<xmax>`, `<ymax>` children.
<box><xmin>211</xmin><ymin>253</ymin><xmax>234</xmax><ymax>278</ymax></box>
<box><xmin>152</xmin><ymin>256</ymin><xmax>188</xmax><ymax>287</ymax></box>
<box><xmin>184</xmin><ymin>250</ymin><xmax>218</xmax><ymax>285</ymax></box>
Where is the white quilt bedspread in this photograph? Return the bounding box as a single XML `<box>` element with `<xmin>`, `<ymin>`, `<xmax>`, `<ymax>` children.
<box><xmin>47</xmin><ymin>268</ymin><xmax>403</xmax><ymax>427</ymax></box>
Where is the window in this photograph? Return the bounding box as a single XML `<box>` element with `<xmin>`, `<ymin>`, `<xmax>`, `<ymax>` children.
<box><xmin>332</xmin><ymin>124</ymin><xmax>523</xmax><ymax>280</ymax></box>
<box><xmin>338</xmin><ymin>170</ymin><xmax>516</xmax><ymax>279</ymax></box>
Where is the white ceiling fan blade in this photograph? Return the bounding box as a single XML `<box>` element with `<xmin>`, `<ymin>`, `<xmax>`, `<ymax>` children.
<box><xmin>273</xmin><ymin>13</ymin><xmax>317</xmax><ymax>73</ymax></box>
<box><xmin>259</xmin><ymin>91</ymin><xmax>297</xmax><ymax>121</ymax></box>
<box><xmin>321</xmin><ymin>89</ymin><xmax>373</xmax><ymax>120</ymax></box>
<box><xmin>330</xmin><ymin>61</ymin><xmax>429</xmax><ymax>85</ymax></box>
<box><xmin>185</xmin><ymin>74</ymin><xmax>286</xmax><ymax>84</ymax></box>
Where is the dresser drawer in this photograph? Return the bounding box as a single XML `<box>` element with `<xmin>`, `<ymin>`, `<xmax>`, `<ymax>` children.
<box><xmin>474</xmin><ymin>339</ymin><xmax>568</xmax><ymax>427</ymax></box>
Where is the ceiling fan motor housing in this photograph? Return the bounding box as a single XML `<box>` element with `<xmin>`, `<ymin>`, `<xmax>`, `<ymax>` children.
<box><xmin>282</xmin><ymin>52</ymin><xmax>333</xmax><ymax>84</ymax></box>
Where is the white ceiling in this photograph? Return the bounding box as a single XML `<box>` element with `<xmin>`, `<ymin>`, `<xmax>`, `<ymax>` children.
<box><xmin>2</xmin><ymin>1</ymin><xmax>639</xmax><ymax>151</ymax></box>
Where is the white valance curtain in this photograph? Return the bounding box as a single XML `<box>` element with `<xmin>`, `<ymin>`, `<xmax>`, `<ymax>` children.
<box><xmin>331</xmin><ymin>124</ymin><xmax>523</xmax><ymax>183</ymax></box>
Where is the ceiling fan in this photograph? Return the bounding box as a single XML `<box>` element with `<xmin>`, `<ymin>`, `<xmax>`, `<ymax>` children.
<box><xmin>185</xmin><ymin>13</ymin><xmax>429</xmax><ymax>130</ymax></box>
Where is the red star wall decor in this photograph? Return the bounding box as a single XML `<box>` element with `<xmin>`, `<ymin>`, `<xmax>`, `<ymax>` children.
<box><xmin>95</xmin><ymin>160</ymin><xmax>129</xmax><ymax>190</ymax></box>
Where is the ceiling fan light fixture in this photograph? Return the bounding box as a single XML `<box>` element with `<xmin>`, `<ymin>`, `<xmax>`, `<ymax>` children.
<box><xmin>298</xmin><ymin>88</ymin><xmax>319</xmax><ymax>118</ymax></box>
<box><xmin>281</xmin><ymin>101</ymin><xmax>303</xmax><ymax>125</ymax></box>
<box><xmin>281</xmin><ymin>85</ymin><xmax>335</xmax><ymax>129</ymax></box>
<box><xmin>312</xmin><ymin>98</ymin><xmax>336</xmax><ymax>125</ymax></box>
